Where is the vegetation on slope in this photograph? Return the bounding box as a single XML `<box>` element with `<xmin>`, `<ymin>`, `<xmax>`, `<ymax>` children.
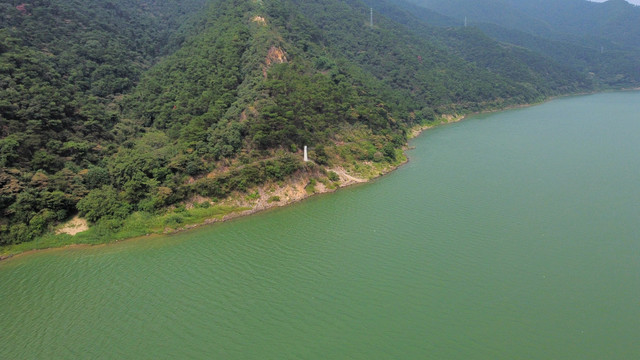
<box><xmin>0</xmin><ymin>0</ymin><xmax>637</xmax><ymax>248</ymax></box>
<box><xmin>0</xmin><ymin>0</ymin><xmax>208</xmax><ymax>244</ymax></box>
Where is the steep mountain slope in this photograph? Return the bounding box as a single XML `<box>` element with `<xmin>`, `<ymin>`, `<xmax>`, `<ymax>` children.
<box><xmin>0</xmin><ymin>0</ymin><xmax>607</xmax><ymax>246</ymax></box>
<box><xmin>287</xmin><ymin>0</ymin><xmax>588</xmax><ymax>111</ymax></box>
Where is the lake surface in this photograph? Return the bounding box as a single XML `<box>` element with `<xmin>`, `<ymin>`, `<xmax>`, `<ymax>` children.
<box><xmin>1</xmin><ymin>92</ymin><xmax>639</xmax><ymax>359</ymax></box>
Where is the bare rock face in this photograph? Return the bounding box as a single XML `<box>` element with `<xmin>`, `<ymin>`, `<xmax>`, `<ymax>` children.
<box><xmin>266</xmin><ymin>46</ymin><xmax>288</xmax><ymax>66</ymax></box>
<box><xmin>251</xmin><ymin>15</ymin><xmax>266</xmax><ymax>25</ymax></box>
<box><xmin>262</xmin><ymin>46</ymin><xmax>289</xmax><ymax>77</ymax></box>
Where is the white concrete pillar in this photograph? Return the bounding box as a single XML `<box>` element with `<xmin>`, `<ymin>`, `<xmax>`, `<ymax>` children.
<box><xmin>304</xmin><ymin>146</ymin><xmax>308</xmax><ymax>162</ymax></box>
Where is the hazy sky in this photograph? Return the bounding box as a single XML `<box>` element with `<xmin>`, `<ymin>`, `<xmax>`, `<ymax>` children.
<box><xmin>590</xmin><ymin>0</ymin><xmax>640</xmax><ymax>5</ymax></box>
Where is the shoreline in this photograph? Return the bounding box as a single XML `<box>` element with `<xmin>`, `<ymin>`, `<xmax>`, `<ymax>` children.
<box><xmin>0</xmin><ymin>164</ymin><xmax>388</xmax><ymax>263</ymax></box>
<box><xmin>0</xmin><ymin>95</ymin><xmax>580</xmax><ymax>263</ymax></box>
<box><xmin>2</xmin><ymin>89</ymin><xmax>637</xmax><ymax>263</ymax></box>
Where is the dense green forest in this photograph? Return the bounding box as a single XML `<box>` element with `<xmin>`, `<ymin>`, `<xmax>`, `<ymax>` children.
<box><xmin>0</xmin><ymin>0</ymin><xmax>209</xmax><ymax>243</ymax></box>
<box><xmin>1</xmin><ymin>0</ymin><xmax>638</xmax><ymax>247</ymax></box>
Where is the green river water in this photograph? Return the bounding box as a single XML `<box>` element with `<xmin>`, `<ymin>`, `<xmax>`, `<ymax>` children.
<box><xmin>1</xmin><ymin>92</ymin><xmax>639</xmax><ymax>359</ymax></box>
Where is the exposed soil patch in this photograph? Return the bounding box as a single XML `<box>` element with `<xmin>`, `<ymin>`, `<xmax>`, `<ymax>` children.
<box><xmin>56</xmin><ymin>215</ymin><xmax>89</xmax><ymax>236</ymax></box>
<box><xmin>252</xmin><ymin>16</ymin><xmax>266</xmax><ymax>25</ymax></box>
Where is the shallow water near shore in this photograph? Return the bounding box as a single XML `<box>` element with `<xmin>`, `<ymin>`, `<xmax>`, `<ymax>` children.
<box><xmin>1</xmin><ymin>92</ymin><xmax>640</xmax><ymax>359</ymax></box>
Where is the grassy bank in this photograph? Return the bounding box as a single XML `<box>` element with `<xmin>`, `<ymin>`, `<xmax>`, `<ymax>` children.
<box><xmin>0</xmin><ymin>204</ymin><xmax>247</xmax><ymax>260</ymax></box>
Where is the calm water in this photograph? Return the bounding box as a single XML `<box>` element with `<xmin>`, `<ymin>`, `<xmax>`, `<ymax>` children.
<box><xmin>1</xmin><ymin>92</ymin><xmax>639</xmax><ymax>359</ymax></box>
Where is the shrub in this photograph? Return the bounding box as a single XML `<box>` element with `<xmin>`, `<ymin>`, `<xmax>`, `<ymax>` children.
<box><xmin>246</xmin><ymin>191</ymin><xmax>260</xmax><ymax>200</ymax></box>
<box><xmin>76</xmin><ymin>186</ymin><xmax>132</xmax><ymax>223</ymax></box>
<box><xmin>267</xmin><ymin>195</ymin><xmax>280</xmax><ymax>203</ymax></box>
<box><xmin>164</xmin><ymin>214</ymin><xmax>184</xmax><ymax>227</ymax></box>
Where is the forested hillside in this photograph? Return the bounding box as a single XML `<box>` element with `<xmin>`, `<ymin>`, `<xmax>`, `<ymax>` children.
<box><xmin>0</xmin><ymin>0</ymin><xmax>635</xmax><ymax>247</ymax></box>
<box><xmin>0</xmin><ymin>0</ymin><xmax>208</xmax><ymax>243</ymax></box>
<box><xmin>367</xmin><ymin>0</ymin><xmax>588</xmax><ymax>93</ymax></box>
<box><xmin>403</xmin><ymin>0</ymin><xmax>640</xmax><ymax>86</ymax></box>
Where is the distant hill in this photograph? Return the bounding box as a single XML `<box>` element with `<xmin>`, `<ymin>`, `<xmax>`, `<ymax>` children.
<box><xmin>401</xmin><ymin>0</ymin><xmax>640</xmax><ymax>86</ymax></box>
<box><xmin>404</xmin><ymin>0</ymin><xmax>640</xmax><ymax>48</ymax></box>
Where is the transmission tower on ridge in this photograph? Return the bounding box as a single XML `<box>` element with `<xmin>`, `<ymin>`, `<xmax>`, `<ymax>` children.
<box><xmin>370</xmin><ymin>7</ymin><xmax>373</xmax><ymax>27</ymax></box>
